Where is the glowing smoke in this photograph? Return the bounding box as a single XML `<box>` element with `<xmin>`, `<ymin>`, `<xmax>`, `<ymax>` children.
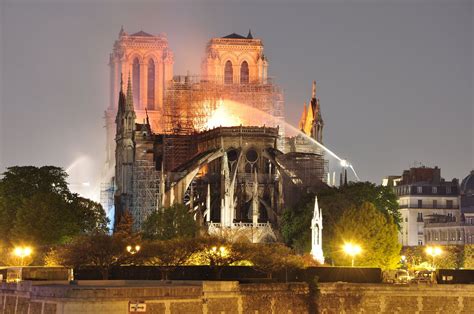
<box><xmin>202</xmin><ymin>99</ymin><xmax>360</xmax><ymax>181</ymax></box>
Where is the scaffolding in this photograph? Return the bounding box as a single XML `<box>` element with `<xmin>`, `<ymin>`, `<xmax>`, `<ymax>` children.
<box><xmin>163</xmin><ymin>75</ymin><xmax>285</xmax><ymax>136</ymax></box>
<box><xmin>100</xmin><ymin>181</ymin><xmax>115</xmax><ymax>221</ymax></box>
<box><xmin>131</xmin><ymin>159</ymin><xmax>160</xmax><ymax>230</ymax></box>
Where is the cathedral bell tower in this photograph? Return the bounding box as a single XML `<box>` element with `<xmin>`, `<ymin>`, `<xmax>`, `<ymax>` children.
<box><xmin>114</xmin><ymin>74</ymin><xmax>136</xmax><ymax>226</ymax></box>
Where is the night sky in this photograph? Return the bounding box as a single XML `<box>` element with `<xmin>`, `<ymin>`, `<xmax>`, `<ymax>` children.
<box><xmin>1</xmin><ymin>0</ymin><xmax>472</xmax><ymax>198</ymax></box>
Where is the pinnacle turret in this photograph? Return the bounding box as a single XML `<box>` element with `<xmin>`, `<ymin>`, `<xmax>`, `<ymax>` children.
<box><xmin>126</xmin><ymin>73</ymin><xmax>134</xmax><ymax>111</ymax></box>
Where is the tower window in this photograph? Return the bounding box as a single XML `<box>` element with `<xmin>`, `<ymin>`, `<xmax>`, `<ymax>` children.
<box><xmin>240</xmin><ymin>61</ymin><xmax>249</xmax><ymax>84</ymax></box>
<box><xmin>132</xmin><ymin>58</ymin><xmax>140</xmax><ymax>107</ymax></box>
<box><xmin>224</xmin><ymin>60</ymin><xmax>233</xmax><ymax>84</ymax></box>
<box><xmin>147</xmin><ymin>59</ymin><xmax>155</xmax><ymax>109</ymax></box>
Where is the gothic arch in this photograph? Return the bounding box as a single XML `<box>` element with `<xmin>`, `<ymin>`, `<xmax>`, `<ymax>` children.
<box><xmin>224</xmin><ymin>60</ymin><xmax>233</xmax><ymax>84</ymax></box>
<box><xmin>132</xmin><ymin>57</ymin><xmax>141</xmax><ymax>106</ymax></box>
<box><xmin>240</xmin><ymin>61</ymin><xmax>249</xmax><ymax>84</ymax></box>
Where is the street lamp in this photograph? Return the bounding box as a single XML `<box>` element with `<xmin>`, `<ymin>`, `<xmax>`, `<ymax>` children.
<box><xmin>13</xmin><ymin>246</ymin><xmax>32</xmax><ymax>266</ymax></box>
<box><xmin>126</xmin><ymin>245</ymin><xmax>141</xmax><ymax>255</ymax></box>
<box><xmin>343</xmin><ymin>243</ymin><xmax>362</xmax><ymax>267</ymax></box>
<box><xmin>425</xmin><ymin>246</ymin><xmax>442</xmax><ymax>269</ymax></box>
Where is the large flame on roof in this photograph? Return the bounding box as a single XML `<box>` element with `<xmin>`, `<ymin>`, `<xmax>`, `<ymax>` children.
<box><xmin>206</xmin><ymin>99</ymin><xmax>243</xmax><ymax>129</ymax></box>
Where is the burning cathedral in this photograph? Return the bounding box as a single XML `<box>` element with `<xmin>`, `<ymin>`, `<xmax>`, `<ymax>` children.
<box><xmin>103</xmin><ymin>28</ymin><xmax>328</xmax><ymax>242</ymax></box>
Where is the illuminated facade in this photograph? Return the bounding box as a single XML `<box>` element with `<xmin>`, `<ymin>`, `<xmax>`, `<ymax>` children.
<box><xmin>110</xmin><ymin>30</ymin><xmax>327</xmax><ymax>240</ymax></box>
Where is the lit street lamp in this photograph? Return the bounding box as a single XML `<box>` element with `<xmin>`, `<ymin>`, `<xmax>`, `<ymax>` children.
<box><xmin>126</xmin><ymin>245</ymin><xmax>141</xmax><ymax>255</ymax></box>
<box><xmin>13</xmin><ymin>246</ymin><xmax>32</xmax><ymax>266</ymax></box>
<box><xmin>425</xmin><ymin>246</ymin><xmax>442</xmax><ymax>269</ymax></box>
<box><xmin>343</xmin><ymin>243</ymin><xmax>362</xmax><ymax>267</ymax></box>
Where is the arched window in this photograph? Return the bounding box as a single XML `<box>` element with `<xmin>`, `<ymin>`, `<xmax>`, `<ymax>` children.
<box><xmin>240</xmin><ymin>61</ymin><xmax>249</xmax><ymax>84</ymax></box>
<box><xmin>224</xmin><ymin>60</ymin><xmax>233</xmax><ymax>84</ymax></box>
<box><xmin>132</xmin><ymin>58</ymin><xmax>140</xmax><ymax>107</ymax></box>
<box><xmin>147</xmin><ymin>59</ymin><xmax>155</xmax><ymax>109</ymax></box>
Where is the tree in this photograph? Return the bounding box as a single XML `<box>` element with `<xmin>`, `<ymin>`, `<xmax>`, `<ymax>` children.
<box><xmin>138</xmin><ymin>238</ymin><xmax>202</xmax><ymax>280</ymax></box>
<box><xmin>70</xmin><ymin>195</ymin><xmax>109</xmax><ymax>234</ymax></box>
<box><xmin>0</xmin><ymin>166</ymin><xmax>70</xmax><ymax>242</ymax></box>
<box><xmin>196</xmin><ymin>237</ymin><xmax>252</xmax><ymax>279</ymax></box>
<box><xmin>53</xmin><ymin>233</ymin><xmax>127</xmax><ymax>279</ymax></box>
<box><xmin>142</xmin><ymin>204</ymin><xmax>198</xmax><ymax>240</ymax></box>
<box><xmin>11</xmin><ymin>193</ymin><xmax>77</xmax><ymax>246</ymax></box>
<box><xmin>281</xmin><ymin>182</ymin><xmax>401</xmax><ymax>261</ymax></box>
<box><xmin>0</xmin><ymin>166</ymin><xmax>108</xmax><ymax>246</ymax></box>
<box><xmin>330</xmin><ymin>202</ymin><xmax>401</xmax><ymax>269</ymax></box>
<box><xmin>281</xmin><ymin>193</ymin><xmax>315</xmax><ymax>253</ymax></box>
<box><xmin>337</xmin><ymin>182</ymin><xmax>401</xmax><ymax>228</ymax></box>
<box><xmin>248</xmin><ymin>243</ymin><xmax>303</xmax><ymax>279</ymax></box>
<box><xmin>463</xmin><ymin>245</ymin><xmax>474</xmax><ymax>269</ymax></box>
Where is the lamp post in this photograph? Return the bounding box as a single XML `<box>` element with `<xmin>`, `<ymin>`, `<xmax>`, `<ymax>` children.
<box><xmin>425</xmin><ymin>246</ymin><xmax>442</xmax><ymax>269</ymax></box>
<box><xmin>13</xmin><ymin>246</ymin><xmax>32</xmax><ymax>266</ymax></box>
<box><xmin>343</xmin><ymin>243</ymin><xmax>361</xmax><ymax>267</ymax></box>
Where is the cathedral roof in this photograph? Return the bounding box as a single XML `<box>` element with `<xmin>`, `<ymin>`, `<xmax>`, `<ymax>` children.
<box><xmin>131</xmin><ymin>30</ymin><xmax>154</xmax><ymax>37</ymax></box>
<box><xmin>222</xmin><ymin>33</ymin><xmax>247</xmax><ymax>39</ymax></box>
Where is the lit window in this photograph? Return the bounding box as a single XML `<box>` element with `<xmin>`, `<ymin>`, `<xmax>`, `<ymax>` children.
<box><xmin>417</xmin><ymin>186</ymin><xmax>423</xmax><ymax>194</ymax></box>
<box><xmin>432</xmin><ymin>187</ymin><xmax>437</xmax><ymax>194</ymax></box>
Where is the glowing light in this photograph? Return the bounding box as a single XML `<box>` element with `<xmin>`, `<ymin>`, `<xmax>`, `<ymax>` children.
<box><xmin>207</xmin><ymin>99</ymin><xmax>242</xmax><ymax>129</ymax></box>
<box><xmin>126</xmin><ymin>244</ymin><xmax>141</xmax><ymax>254</ymax></box>
<box><xmin>342</xmin><ymin>242</ymin><xmax>362</xmax><ymax>267</ymax></box>
<box><xmin>340</xmin><ymin>159</ymin><xmax>349</xmax><ymax>168</ymax></box>
<box><xmin>425</xmin><ymin>246</ymin><xmax>442</xmax><ymax>257</ymax></box>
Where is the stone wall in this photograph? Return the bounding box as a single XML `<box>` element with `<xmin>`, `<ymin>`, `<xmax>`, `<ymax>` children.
<box><xmin>0</xmin><ymin>280</ymin><xmax>308</xmax><ymax>314</ymax></box>
<box><xmin>2</xmin><ymin>280</ymin><xmax>474</xmax><ymax>313</ymax></box>
<box><xmin>317</xmin><ymin>283</ymin><xmax>474</xmax><ymax>314</ymax></box>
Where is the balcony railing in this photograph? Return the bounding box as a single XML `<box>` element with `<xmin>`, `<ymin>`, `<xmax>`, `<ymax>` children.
<box><xmin>398</xmin><ymin>204</ymin><xmax>458</xmax><ymax>209</ymax></box>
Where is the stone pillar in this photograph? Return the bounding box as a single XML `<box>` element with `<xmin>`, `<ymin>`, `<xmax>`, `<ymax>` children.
<box><xmin>263</xmin><ymin>60</ymin><xmax>268</xmax><ymax>84</ymax></box>
<box><xmin>140</xmin><ymin>61</ymin><xmax>147</xmax><ymax>109</ymax></box>
<box><xmin>233</xmin><ymin>64</ymin><xmax>239</xmax><ymax>84</ymax></box>
<box><xmin>157</xmin><ymin>59</ymin><xmax>164</xmax><ymax>110</ymax></box>
<box><xmin>257</xmin><ymin>58</ymin><xmax>263</xmax><ymax>83</ymax></box>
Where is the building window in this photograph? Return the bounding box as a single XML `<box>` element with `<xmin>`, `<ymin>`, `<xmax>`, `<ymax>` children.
<box><xmin>432</xmin><ymin>187</ymin><xmax>437</xmax><ymax>194</ymax></box>
<box><xmin>224</xmin><ymin>60</ymin><xmax>233</xmax><ymax>84</ymax></box>
<box><xmin>240</xmin><ymin>61</ymin><xmax>249</xmax><ymax>84</ymax></box>
<box><xmin>417</xmin><ymin>186</ymin><xmax>423</xmax><ymax>194</ymax></box>
<box><xmin>405</xmin><ymin>217</ymin><xmax>408</xmax><ymax>222</ymax></box>
<box><xmin>417</xmin><ymin>212</ymin><xmax>423</xmax><ymax>222</ymax></box>
<box><xmin>132</xmin><ymin>58</ymin><xmax>140</xmax><ymax>107</ymax></box>
<box><xmin>418</xmin><ymin>200</ymin><xmax>423</xmax><ymax>208</ymax></box>
<box><xmin>433</xmin><ymin>200</ymin><xmax>437</xmax><ymax>208</ymax></box>
<box><xmin>147</xmin><ymin>59</ymin><xmax>155</xmax><ymax>109</ymax></box>
<box><xmin>446</xmin><ymin>186</ymin><xmax>452</xmax><ymax>194</ymax></box>
<box><xmin>446</xmin><ymin>200</ymin><xmax>453</xmax><ymax>209</ymax></box>
<box><xmin>418</xmin><ymin>240</ymin><xmax>423</xmax><ymax>245</ymax></box>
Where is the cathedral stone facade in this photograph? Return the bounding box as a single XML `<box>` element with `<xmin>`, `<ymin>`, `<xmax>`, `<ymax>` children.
<box><xmin>108</xmin><ymin>29</ymin><xmax>327</xmax><ymax>241</ymax></box>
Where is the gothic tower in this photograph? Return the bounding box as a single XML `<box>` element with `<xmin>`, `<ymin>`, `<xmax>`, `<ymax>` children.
<box><xmin>114</xmin><ymin>74</ymin><xmax>136</xmax><ymax>226</ymax></box>
<box><xmin>201</xmin><ymin>31</ymin><xmax>268</xmax><ymax>84</ymax></box>
<box><xmin>299</xmin><ymin>81</ymin><xmax>324</xmax><ymax>144</ymax></box>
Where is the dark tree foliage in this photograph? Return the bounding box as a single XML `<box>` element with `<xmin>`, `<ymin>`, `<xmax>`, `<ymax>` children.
<box><xmin>53</xmin><ymin>233</ymin><xmax>127</xmax><ymax>279</ymax></box>
<box><xmin>142</xmin><ymin>204</ymin><xmax>199</xmax><ymax>240</ymax></box>
<box><xmin>0</xmin><ymin>166</ymin><xmax>108</xmax><ymax>246</ymax></box>
<box><xmin>281</xmin><ymin>182</ymin><xmax>401</xmax><ymax>261</ymax></box>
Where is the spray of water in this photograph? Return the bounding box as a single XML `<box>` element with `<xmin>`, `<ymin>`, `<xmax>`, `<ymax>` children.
<box><xmin>65</xmin><ymin>155</ymin><xmax>101</xmax><ymax>201</ymax></box>
<box><xmin>206</xmin><ymin>99</ymin><xmax>360</xmax><ymax>181</ymax></box>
